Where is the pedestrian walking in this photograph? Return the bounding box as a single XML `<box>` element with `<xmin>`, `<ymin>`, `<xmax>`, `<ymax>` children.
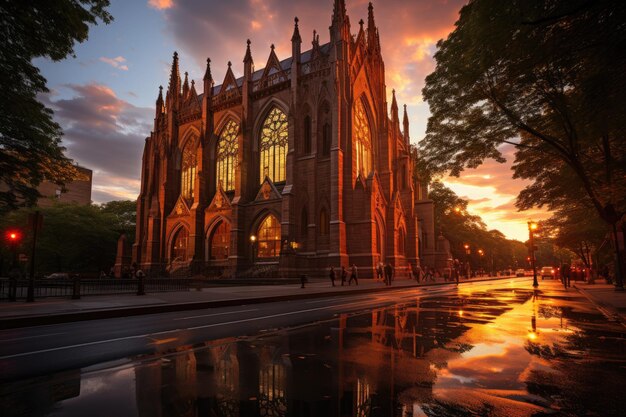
<box><xmin>561</xmin><ymin>264</ymin><xmax>571</xmax><ymax>289</ymax></box>
<box><xmin>376</xmin><ymin>262</ymin><xmax>384</xmax><ymax>282</ymax></box>
<box><xmin>329</xmin><ymin>266</ymin><xmax>336</xmax><ymax>287</ymax></box>
<box><xmin>408</xmin><ymin>262</ymin><xmax>414</xmax><ymax>280</ymax></box>
<box><xmin>341</xmin><ymin>266</ymin><xmax>347</xmax><ymax>286</ymax></box>
<box><xmin>384</xmin><ymin>262</ymin><xmax>393</xmax><ymax>286</ymax></box>
<box><xmin>413</xmin><ymin>263</ymin><xmax>422</xmax><ymax>283</ymax></box>
<box><xmin>349</xmin><ymin>264</ymin><xmax>359</xmax><ymax>285</ymax></box>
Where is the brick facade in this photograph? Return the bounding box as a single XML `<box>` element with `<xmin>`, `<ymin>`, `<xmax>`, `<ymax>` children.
<box><xmin>133</xmin><ymin>1</ymin><xmax>437</xmax><ymax>278</ymax></box>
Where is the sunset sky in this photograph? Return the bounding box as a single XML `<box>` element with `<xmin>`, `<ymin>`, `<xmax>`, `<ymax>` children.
<box><xmin>37</xmin><ymin>0</ymin><xmax>549</xmax><ymax>241</ymax></box>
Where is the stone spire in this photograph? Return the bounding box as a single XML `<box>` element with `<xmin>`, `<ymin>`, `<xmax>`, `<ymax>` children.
<box><xmin>244</xmin><ymin>39</ymin><xmax>254</xmax><ymax>78</ymax></box>
<box><xmin>403</xmin><ymin>104</ymin><xmax>410</xmax><ymax>144</ymax></box>
<box><xmin>166</xmin><ymin>51</ymin><xmax>181</xmax><ymax>110</ymax></box>
<box><xmin>367</xmin><ymin>2</ymin><xmax>379</xmax><ymax>52</ymax></box>
<box><xmin>292</xmin><ymin>17</ymin><xmax>302</xmax><ymax>63</ymax></box>
<box><xmin>203</xmin><ymin>58</ymin><xmax>212</xmax><ymax>83</ymax></box>
<box><xmin>155</xmin><ymin>85</ymin><xmax>164</xmax><ymax>117</ymax></box>
<box><xmin>391</xmin><ymin>89</ymin><xmax>399</xmax><ymax>123</ymax></box>
<box><xmin>182</xmin><ymin>71</ymin><xmax>189</xmax><ymax>99</ymax></box>
<box><xmin>332</xmin><ymin>0</ymin><xmax>347</xmax><ymax>24</ymax></box>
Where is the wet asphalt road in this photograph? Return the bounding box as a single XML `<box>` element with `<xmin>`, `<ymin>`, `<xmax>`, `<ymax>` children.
<box><xmin>1</xmin><ymin>277</ymin><xmax>625</xmax><ymax>417</ymax></box>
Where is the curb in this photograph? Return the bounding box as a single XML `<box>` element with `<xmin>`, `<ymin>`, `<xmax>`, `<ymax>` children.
<box><xmin>573</xmin><ymin>284</ymin><xmax>626</xmax><ymax>326</ymax></box>
<box><xmin>0</xmin><ymin>276</ymin><xmax>515</xmax><ymax>330</ymax></box>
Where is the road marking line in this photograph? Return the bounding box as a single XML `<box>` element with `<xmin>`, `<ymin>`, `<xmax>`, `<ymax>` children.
<box><xmin>1</xmin><ymin>332</ymin><xmax>67</xmax><ymax>343</ymax></box>
<box><xmin>0</xmin><ymin>301</ymin><xmax>373</xmax><ymax>359</ymax></box>
<box><xmin>174</xmin><ymin>308</ymin><xmax>259</xmax><ymax>321</ymax></box>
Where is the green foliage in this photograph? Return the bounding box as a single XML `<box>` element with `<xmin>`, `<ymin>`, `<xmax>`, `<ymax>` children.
<box><xmin>429</xmin><ymin>181</ymin><xmax>533</xmax><ymax>270</ymax></box>
<box><xmin>0</xmin><ymin>1</ymin><xmax>112</xmax><ymax>213</ymax></box>
<box><xmin>420</xmin><ymin>0</ymin><xmax>626</xmax><ymax>226</ymax></box>
<box><xmin>0</xmin><ymin>200</ymin><xmax>135</xmax><ymax>276</ymax></box>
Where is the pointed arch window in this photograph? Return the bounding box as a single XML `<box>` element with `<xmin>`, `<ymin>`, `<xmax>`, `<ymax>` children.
<box><xmin>257</xmin><ymin>214</ymin><xmax>281</xmax><ymax>258</ymax></box>
<box><xmin>181</xmin><ymin>140</ymin><xmax>197</xmax><ymax>201</ymax></box>
<box><xmin>260</xmin><ymin>108</ymin><xmax>288</xmax><ymax>183</ymax></box>
<box><xmin>354</xmin><ymin>99</ymin><xmax>372</xmax><ymax>176</ymax></box>
<box><xmin>322</xmin><ymin>122</ymin><xmax>331</xmax><ymax>156</ymax></box>
<box><xmin>398</xmin><ymin>228</ymin><xmax>406</xmax><ymax>255</ymax></box>
<box><xmin>216</xmin><ymin>120</ymin><xmax>239</xmax><ymax>191</ymax></box>
<box><xmin>171</xmin><ymin>227</ymin><xmax>189</xmax><ymax>262</ymax></box>
<box><xmin>303</xmin><ymin>115</ymin><xmax>312</xmax><ymax>154</ymax></box>
<box><xmin>319</xmin><ymin>207</ymin><xmax>329</xmax><ymax>236</ymax></box>
<box><xmin>209</xmin><ymin>221</ymin><xmax>231</xmax><ymax>260</ymax></box>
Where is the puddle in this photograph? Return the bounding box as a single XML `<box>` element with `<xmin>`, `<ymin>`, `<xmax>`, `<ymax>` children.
<box><xmin>1</xmin><ymin>287</ymin><xmax>625</xmax><ymax>416</ymax></box>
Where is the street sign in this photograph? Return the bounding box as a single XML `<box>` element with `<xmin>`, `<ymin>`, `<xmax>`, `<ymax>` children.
<box><xmin>19</xmin><ymin>254</ymin><xmax>28</xmax><ymax>262</ymax></box>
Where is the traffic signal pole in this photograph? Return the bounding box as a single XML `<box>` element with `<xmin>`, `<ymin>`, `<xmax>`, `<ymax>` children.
<box><xmin>26</xmin><ymin>211</ymin><xmax>42</xmax><ymax>302</ymax></box>
<box><xmin>528</xmin><ymin>222</ymin><xmax>539</xmax><ymax>288</ymax></box>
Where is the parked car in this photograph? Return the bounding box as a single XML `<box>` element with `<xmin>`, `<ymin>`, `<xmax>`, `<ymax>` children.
<box><xmin>540</xmin><ymin>266</ymin><xmax>555</xmax><ymax>279</ymax></box>
<box><xmin>44</xmin><ymin>273</ymin><xmax>78</xmax><ymax>280</ymax></box>
<box><xmin>515</xmin><ymin>269</ymin><xmax>525</xmax><ymax>277</ymax></box>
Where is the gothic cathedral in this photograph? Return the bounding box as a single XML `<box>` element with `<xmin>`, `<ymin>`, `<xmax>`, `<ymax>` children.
<box><xmin>133</xmin><ymin>0</ymin><xmax>439</xmax><ymax>279</ymax></box>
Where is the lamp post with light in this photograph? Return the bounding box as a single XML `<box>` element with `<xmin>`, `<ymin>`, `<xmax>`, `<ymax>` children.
<box><xmin>478</xmin><ymin>249</ymin><xmax>484</xmax><ymax>276</ymax></box>
<box><xmin>528</xmin><ymin>221</ymin><xmax>539</xmax><ymax>288</ymax></box>
<box><xmin>463</xmin><ymin>243</ymin><xmax>470</xmax><ymax>279</ymax></box>
<box><xmin>250</xmin><ymin>235</ymin><xmax>257</xmax><ymax>265</ymax></box>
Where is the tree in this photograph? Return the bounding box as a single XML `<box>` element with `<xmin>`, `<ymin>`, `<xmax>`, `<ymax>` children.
<box><xmin>0</xmin><ymin>1</ymin><xmax>112</xmax><ymax>213</ymax></box>
<box><xmin>100</xmin><ymin>200</ymin><xmax>137</xmax><ymax>243</ymax></box>
<box><xmin>421</xmin><ymin>0</ymin><xmax>625</xmax><ymax>282</ymax></box>
<box><xmin>0</xmin><ymin>202</ymin><xmax>123</xmax><ymax>276</ymax></box>
<box><xmin>421</xmin><ymin>0</ymin><xmax>625</xmax><ymax>224</ymax></box>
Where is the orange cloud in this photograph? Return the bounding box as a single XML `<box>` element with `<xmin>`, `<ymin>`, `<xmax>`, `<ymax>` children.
<box><xmin>148</xmin><ymin>0</ymin><xmax>173</xmax><ymax>10</ymax></box>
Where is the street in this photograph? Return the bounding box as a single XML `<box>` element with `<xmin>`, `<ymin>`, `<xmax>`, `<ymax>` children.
<box><xmin>1</xmin><ymin>278</ymin><xmax>625</xmax><ymax>416</ymax></box>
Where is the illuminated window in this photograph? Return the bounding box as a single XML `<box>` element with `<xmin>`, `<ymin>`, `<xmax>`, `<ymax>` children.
<box><xmin>216</xmin><ymin>120</ymin><xmax>239</xmax><ymax>191</ymax></box>
<box><xmin>319</xmin><ymin>208</ymin><xmax>329</xmax><ymax>236</ymax></box>
<box><xmin>171</xmin><ymin>227</ymin><xmax>189</xmax><ymax>261</ymax></box>
<box><xmin>303</xmin><ymin>115</ymin><xmax>311</xmax><ymax>154</ymax></box>
<box><xmin>259</xmin><ymin>108</ymin><xmax>288</xmax><ymax>183</ymax></box>
<box><xmin>209</xmin><ymin>221</ymin><xmax>230</xmax><ymax>260</ymax></box>
<box><xmin>257</xmin><ymin>214</ymin><xmax>281</xmax><ymax>258</ymax></box>
<box><xmin>354</xmin><ymin>99</ymin><xmax>372</xmax><ymax>176</ymax></box>
<box><xmin>181</xmin><ymin>140</ymin><xmax>197</xmax><ymax>201</ymax></box>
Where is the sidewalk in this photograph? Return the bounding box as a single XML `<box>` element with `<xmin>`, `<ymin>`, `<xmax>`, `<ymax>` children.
<box><xmin>573</xmin><ymin>281</ymin><xmax>626</xmax><ymax>324</ymax></box>
<box><xmin>0</xmin><ymin>275</ymin><xmax>512</xmax><ymax>330</ymax></box>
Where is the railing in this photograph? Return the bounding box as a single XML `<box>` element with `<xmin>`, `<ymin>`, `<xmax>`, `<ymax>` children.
<box><xmin>0</xmin><ymin>278</ymin><xmax>192</xmax><ymax>301</ymax></box>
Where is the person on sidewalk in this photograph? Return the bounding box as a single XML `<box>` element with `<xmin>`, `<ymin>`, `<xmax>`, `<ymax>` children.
<box><xmin>341</xmin><ymin>266</ymin><xmax>347</xmax><ymax>286</ymax></box>
<box><xmin>349</xmin><ymin>264</ymin><xmax>359</xmax><ymax>286</ymax></box>
<box><xmin>384</xmin><ymin>262</ymin><xmax>393</xmax><ymax>286</ymax></box>
<box><xmin>376</xmin><ymin>262</ymin><xmax>384</xmax><ymax>282</ymax></box>
<box><xmin>329</xmin><ymin>266</ymin><xmax>336</xmax><ymax>287</ymax></box>
<box><xmin>413</xmin><ymin>263</ymin><xmax>422</xmax><ymax>283</ymax></box>
<box><xmin>408</xmin><ymin>262</ymin><xmax>414</xmax><ymax>281</ymax></box>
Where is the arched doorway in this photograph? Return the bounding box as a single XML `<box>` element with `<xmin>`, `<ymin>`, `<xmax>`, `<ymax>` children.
<box><xmin>171</xmin><ymin>227</ymin><xmax>189</xmax><ymax>262</ymax></box>
<box><xmin>208</xmin><ymin>221</ymin><xmax>231</xmax><ymax>260</ymax></box>
<box><xmin>257</xmin><ymin>214</ymin><xmax>281</xmax><ymax>259</ymax></box>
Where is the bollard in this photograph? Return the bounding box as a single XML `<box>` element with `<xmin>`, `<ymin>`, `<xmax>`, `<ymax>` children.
<box><xmin>71</xmin><ymin>275</ymin><xmax>81</xmax><ymax>299</ymax></box>
<box><xmin>137</xmin><ymin>274</ymin><xmax>145</xmax><ymax>296</ymax></box>
<box><xmin>300</xmin><ymin>274</ymin><xmax>307</xmax><ymax>289</ymax></box>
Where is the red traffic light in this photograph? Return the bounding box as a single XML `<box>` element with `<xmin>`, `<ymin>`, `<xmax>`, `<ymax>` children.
<box><xmin>5</xmin><ymin>230</ymin><xmax>22</xmax><ymax>242</ymax></box>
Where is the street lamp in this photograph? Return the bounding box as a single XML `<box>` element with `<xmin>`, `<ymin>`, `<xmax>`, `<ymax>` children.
<box><xmin>528</xmin><ymin>221</ymin><xmax>539</xmax><ymax>288</ymax></box>
<box><xmin>463</xmin><ymin>243</ymin><xmax>470</xmax><ymax>278</ymax></box>
<box><xmin>250</xmin><ymin>234</ymin><xmax>257</xmax><ymax>264</ymax></box>
<box><xmin>478</xmin><ymin>249</ymin><xmax>484</xmax><ymax>276</ymax></box>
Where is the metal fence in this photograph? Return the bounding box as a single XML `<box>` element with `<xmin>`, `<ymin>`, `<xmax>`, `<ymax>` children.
<box><xmin>0</xmin><ymin>278</ymin><xmax>192</xmax><ymax>301</ymax></box>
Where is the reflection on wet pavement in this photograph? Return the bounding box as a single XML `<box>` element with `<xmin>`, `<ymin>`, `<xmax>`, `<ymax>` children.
<box><xmin>1</xmin><ymin>282</ymin><xmax>625</xmax><ymax>417</ymax></box>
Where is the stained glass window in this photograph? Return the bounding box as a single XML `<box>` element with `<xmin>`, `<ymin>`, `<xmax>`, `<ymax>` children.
<box><xmin>171</xmin><ymin>227</ymin><xmax>189</xmax><ymax>261</ymax></box>
<box><xmin>216</xmin><ymin>120</ymin><xmax>239</xmax><ymax>191</ymax></box>
<box><xmin>354</xmin><ymin>99</ymin><xmax>372</xmax><ymax>176</ymax></box>
<box><xmin>181</xmin><ymin>141</ymin><xmax>197</xmax><ymax>201</ymax></box>
<box><xmin>260</xmin><ymin>108</ymin><xmax>288</xmax><ymax>183</ymax></box>
<box><xmin>257</xmin><ymin>214</ymin><xmax>281</xmax><ymax>258</ymax></box>
<box><xmin>209</xmin><ymin>221</ymin><xmax>230</xmax><ymax>260</ymax></box>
